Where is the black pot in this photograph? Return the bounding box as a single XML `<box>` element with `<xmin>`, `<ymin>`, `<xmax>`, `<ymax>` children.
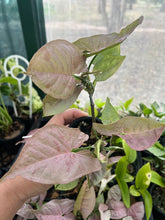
<box><xmin>0</xmin><ymin>118</ymin><xmax>26</xmax><ymax>168</ymax></box>
<box><xmin>0</xmin><ymin>113</ymin><xmax>42</xmax><ymax>170</ymax></box>
<box><xmin>150</xmin><ymin>184</ymin><xmax>165</xmax><ymax>220</ymax></box>
<box><xmin>0</xmin><ymin>119</ymin><xmax>26</xmax><ymax>153</ymax></box>
<box><xmin>69</xmin><ymin>116</ymin><xmax>102</xmax><ymax>145</ymax></box>
<box><xmin>159</xmin><ymin>135</ymin><xmax>165</xmax><ymax>147</ymax></box>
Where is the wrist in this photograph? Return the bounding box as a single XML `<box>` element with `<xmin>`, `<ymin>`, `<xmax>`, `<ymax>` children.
<box><xmin>0</xmin><ymin>177</ymin><xmax>26</xmax><ymax>220</ymax></box>
<box><xmin>0</xmin><ymin>177</ymin><xmax>28</xmax><ymax>203</ymax></box>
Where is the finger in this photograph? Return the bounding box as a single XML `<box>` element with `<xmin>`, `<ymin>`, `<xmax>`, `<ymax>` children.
<box><xmin>46</xmin><ymin>109</ymin><xmax>88</xmax><ymax>126</ymax></box>
<box><xmin>63</xmin><ymin>108</ymin><xmax>88</xmax><ymax>125</ymax></box>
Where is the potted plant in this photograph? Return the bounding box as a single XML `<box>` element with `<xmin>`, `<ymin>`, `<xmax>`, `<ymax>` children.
<box><xmin>0</xmin><ymin>57</ymin><xmax>43</xmax><ymax>120</ymax></box>
<box><xmin>0</xmin><ymin>60</ymin><xmax>43</xmax><ymax>170</ymax></box>
<box><xmin>1</xmin><ymin>16</ymin><xmax>165</xmax><ymax>220</ymax></box>
<box><xmin>0</xmin><ymin>75</ymin><xmax>26</xmax><ymax>156</ymax></box>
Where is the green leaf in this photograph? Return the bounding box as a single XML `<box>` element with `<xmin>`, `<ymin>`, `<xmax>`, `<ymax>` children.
<box><xmin>0</xmin><ymin>85</ymin><xmax>11</xmax><ymax>96</ymax></box>
<box><xmin>73</xmin><ymin>16</ymin><xmax>144</xmax><ymax>56</ymax></box>
<box><xmin>92</xmin><ymin>45</ymin><xmax>121</xmax><ymax>65</ymax></box>
<box><xmin>101</xmin><ymin>97</ymin><xmax>120</xmax><ymax>124</ymax></box>
<box><xmin>129</xmin><ymin>185</ymin><xmax>141</xmax><ymax>197</ymax></box>
<box><xmin>147</xmin><ymin>141</ymin><xmax>165</xmax><ymax>160</ymax></box>
<box><xmin>115</xmin><ymin>156</ymin><xmax>130</xmax><ymax>208</ymax></box>
<box><xmin>0</xmin><ymin>76</ymin><xmax>18</xmax><ymax>84</ymax></box>
<box><xmin>93</xmin><ymin>54</ymin><xmax>125</xmax><ymax>81</ymax></box>
<box><xmin>93</xmin><ymin>116</ymin><xmax>165</xmax><ymax>151</ymax></box>
<box><xmin>123</xmin><ymin>140</ymin><xmax>137</xmax><ymax>163</ymax></box>
<box><xmin>117</xmin><ymin>178</ymin><xmax>130</xmax><ymax>208</ymax></box>
<box><xmin>94</xmin><ymin>99</ymin><xmax>105</xmax><ymax>109</ymax></box>
<box><xmin>95</xmin><ymin>194</ymin><xmax>104</xmax><ymax>207</ymax></box>
<box><xmin>135</xmin><ymin>163</ymin><xmax>151</xmax><ymax>190</ymax></box>
<box><xmin>151</xmin><ymin>101</ymin><xmax>165</xmax><ymax>118</ymax></box>
<box><xmin>139</xmin><ymin>189</ymin><xmax>152</xmax><ymax>220</ymax></box>
<box><xmin>92</xmin><ymin>46</ymin><xmax>125</xmax><ymax>81</ymax></box>
<box><xmin>123</xmin><ymin>97</ymin><xmax>134</xmax><ymax>111</ymax></box>
<box><xmin>151</xmin><ymin>170</ymin><xmax>165</xmax><ymax>187</ymax></box>
<box><xmin>123</xmin><ymin>173</ymin><xmax>134</xmax><ymax>183</ymax></box>
<box><xmin>115</xmin><ymin>156</ymin><xmax>128</xmax><ymax>179</ymax></box>
<box><xmin>55</xmin><ymin>178</ymin><xmax>79</xmax><ymax>191</ymax></box>
<box><xmin>139</xmin><ymin>103</ymin><xmax>152</xmax><ymax>116</ymax></box>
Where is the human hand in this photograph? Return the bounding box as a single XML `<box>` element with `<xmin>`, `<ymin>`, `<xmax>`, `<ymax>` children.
<box><xmin>16</xmin><ymin>108</ymin><xmax>88</xmax><ymax>200</ymax></box>
<box><xmin>0</xmin><ymin>109</ymin><xmax>88</xmax><ymax>219</ymax></box>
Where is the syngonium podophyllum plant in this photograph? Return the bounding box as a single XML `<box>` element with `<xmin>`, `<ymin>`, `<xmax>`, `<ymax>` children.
<box><xmin>2</xmin><ymin>16</ymin><xmax>165</xmax><ymax>220</ymax></box>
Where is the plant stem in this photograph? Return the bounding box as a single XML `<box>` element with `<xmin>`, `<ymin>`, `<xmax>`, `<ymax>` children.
<box><xmin>89</xmin><ymin>93</ymin><xmax>95</xmax><ymax>123</ymax></box>
<box><xmin>136</xmin><ymin>151</ymin><xmax>143</xmax><ymax>173</ymax></box>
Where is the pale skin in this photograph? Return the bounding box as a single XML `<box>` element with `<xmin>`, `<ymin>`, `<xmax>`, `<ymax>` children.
<box><xmin>0</xmin><ymin>109</ymin><xmax>88</xmax><ymax>220</ymax></box>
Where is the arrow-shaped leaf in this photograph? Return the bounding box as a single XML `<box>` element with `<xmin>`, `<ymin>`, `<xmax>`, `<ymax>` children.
<box><xmin>93</xmin><ymin>116</ymin><xmax>165</xmax><ymax>151</ymax></box>
<box><xmin>100</xmin><ymin>97</ymin><xmax>120</xmax><ymax>124</ymax></box>
<box><xmin>2</xmin><ymin>125</ymin><xmax>101</xmax><ymax>184</ymax></box>
<box><xmin>34</xmin><ymin>199</ymin><xmax>75</xmax><ymax>219</ymax></box>
<box><xmin>73</xmin><ymin>16</ymin><xmax>143</xmax><ymax>56</ymax></box>
<box><xmin>74</xmin><ymin>180</ymin><xmax>96</xmax><ymax>220</ymax></box>
<box><xmin>26</xmin><ymin>39</ymin><xmax>86</xmax><ymax>99</ymax></box>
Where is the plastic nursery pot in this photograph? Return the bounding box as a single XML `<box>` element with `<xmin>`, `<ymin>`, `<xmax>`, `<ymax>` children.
<box><xmin>69</xmin><ymin>116</ymin><xmax>102</xmax><ymax>146</ymax></box>
<box><xmin>0</xmin><ymin>118</ymin><xmax>26</xmax><ymax>155</ymax></box>
<box><xmin>150</xmin><ymin>184</ymin><xmax>165</xmax><ymax>220</ymax></box>
<box><xmin>159</xmin><ymin>134</ymin><xmax>165</xmax><ymax>147</ymax></box>
<box><xmin>0</xmin><ymin>118</ymin><xmax>26</xmax><ymax>170</ymax></box>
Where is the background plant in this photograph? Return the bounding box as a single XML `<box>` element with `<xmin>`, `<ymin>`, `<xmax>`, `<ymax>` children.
<box><xmin>0</xmin><ymin>75</ymin><xmax>17</xmax><ymax>135</ymax></box>
<box><xmin>0</xmin><ymin>58</ymin><xmax>43</xmax><ymax>117</ymax></box>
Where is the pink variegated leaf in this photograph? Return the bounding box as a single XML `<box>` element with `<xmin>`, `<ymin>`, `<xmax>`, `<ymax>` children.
<box><xmin>89</xmin><ymin>163</ymin><xmax>107</xmax><ymax>185</ymax></box>
<box><xmin>74</xmin><ymin>180</ymin><xmax>96</xmax><ymax>220</ymax></box>
<box><xmin>26</xmin><ymin>39</ymin><xmax>86</xmax><ymax>99</ymax></box>
<box><xmin>94</xmin><ymin>116</ymin><xmax>165</xmax><ymax>151</ymax></box>
<box><xmin>98</xmin><ymin>204</ymin><xmax>111</xmax><ymax>220</ymax></box>
<box><xmin>107</xmin><ymin>200</ymin><xmax>128</xmax><ymax>219</ymax></box>
<box><xmin>16</xmin><ymin>128</ymin><xmax>39</xmax><ymax>145</ymax></box>
<box><xmin>34</xmin><ymin>199</ymin><xmax>74</xmax><ymax>216</ymax></box>
<box><xmin>88</xmin><ymin>214</ymin><xmax>100</xmax><ymax>220</ymax></box>
<box><xmin>74</xmin><ymin>16</ymin><xmax>143</xmax><ymax>56</ymax></box>
<box><xmin>98</xmin><ymin>170</ymin><xmax>116</xmax><ymax>195</ymax></box>
<box><xmin>43</xmin><ymin>86</ymin><xmax>83</xmax><ymax>116</ymax></box>
<box><xmin>35</xmin><ymin>213</ymin><xmax>75</xmax><ymax>220</ymax></box>
<box><xmin>108</xmin><ymin>156</ymin><xmax>122</xmax><ymax>164</ymax></box>
<box><xmin>26</xmin><ymin>192</ymin><xmax>47</xmax><ymax>207</ymax></box>
<box><xmin>123</xmin><ymin>217</ymin><xmax>133</xmax><ymax>220</ymax></box>
<box><xmin>80</xmin><ymin>184</ymin><xmax>96</xmax><ymax>220</ymax></box>
<box><xmin>2</xmin><ymin>125</ymin><xmax>101</xmax><ymax>184</ymax></box>
<box><xmin>107</xmin><ymin>185</ymin><xmax>121</xmax><ymax>202</ymax></box>
<box><xmin>127</xmin><ymin>202</ymin><xmax>144</xmax><ymax>220</ymax></box>
<box><xmin>34</xmin><ymin>215</ymin><xmax>58</xmax><ymax>220</ymax></box>
<box><xmin>16</xmin><ymin>203</ymin><xmax>35</xmax><ymax>219</ymax></box>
